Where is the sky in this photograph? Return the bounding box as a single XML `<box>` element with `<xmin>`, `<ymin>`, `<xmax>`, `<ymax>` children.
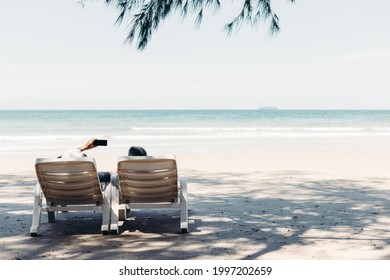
<box><xmin>1</xmin><ymin>0</ymin><xmax>390</xmax><ymax>110</ymax></box>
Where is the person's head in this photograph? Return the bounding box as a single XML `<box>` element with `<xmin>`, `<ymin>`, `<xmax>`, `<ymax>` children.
<box><xmin>128</xmin><ymin>146</ymin><xmax>147</xmax><ymax>156</ymax></box>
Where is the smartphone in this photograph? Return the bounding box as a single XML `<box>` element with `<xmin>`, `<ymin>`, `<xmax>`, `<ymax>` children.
<box><xmin>93</xmin><ymin>139</ymin><xmax>108</xmax><ymax>146</ymax></box>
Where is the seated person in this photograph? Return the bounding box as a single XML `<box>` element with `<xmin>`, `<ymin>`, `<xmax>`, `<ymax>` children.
<box><xmin>61</xmin><ymin>138</ymin><xmax>148</xmax><ymax>186</ymax></box>
<box><xmin>60</xmin><ymin>138</ymin><xmax>111</xmax><ymax>183</ymax></box>
<box><xmin>110</xmin><ymin>145</ymin><xmax>148</xmax><ymax>187</ymax></box>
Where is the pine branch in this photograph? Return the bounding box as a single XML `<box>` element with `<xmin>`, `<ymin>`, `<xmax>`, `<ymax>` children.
<box><xmin>100</xmin><ymin>0</ymin><xmax>296</xmax><ymax>50</ymax></box>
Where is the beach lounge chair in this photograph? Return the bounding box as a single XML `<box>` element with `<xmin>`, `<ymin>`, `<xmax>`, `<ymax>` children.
<box><xmin>29</xmin><ymin>157</ymin><xmax>111</xmax><ymax>236</ymax></box>
<box><xmin>110</xmin><ymin>155</ymin><xmax>188</xmax><ymax>234</ymax></box>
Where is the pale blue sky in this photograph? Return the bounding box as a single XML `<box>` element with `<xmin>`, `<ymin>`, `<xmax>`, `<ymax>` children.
<box><xmin>1</xmin><ymin>0</ymin><xmax>390</xmax><ymax>109</ymax></box>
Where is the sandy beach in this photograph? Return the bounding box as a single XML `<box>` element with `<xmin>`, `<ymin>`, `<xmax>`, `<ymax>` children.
<box><xmin>1</xmin><ymin>150</ymin><xmax>389</xmax><ymax>260</ymax></box>
<box><xmin>2</xmin><ymin>0</ymin><xmax>390</xmax><ymax>268</ymax></box>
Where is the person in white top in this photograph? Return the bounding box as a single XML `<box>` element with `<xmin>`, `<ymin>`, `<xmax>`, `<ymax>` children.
<box><xmin>61</xmin><ymin>138</ymin><xmax>97</xmax><ymax>158</ymax></box>
<box><xmin>61</xmin><ymin>138</ymin><xmax>111</xmax><ymax>183</ymax></box>
<box><xmin>61</xmin><ymin>138</ymin><xmax>148</xmax><ymax>185</ymax></box>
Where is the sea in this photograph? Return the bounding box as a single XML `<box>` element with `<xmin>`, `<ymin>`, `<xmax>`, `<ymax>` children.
<box><xmin>1</xmin><ymin>110</ymin><xmax>390</xmax><ymax>155</ymax></box>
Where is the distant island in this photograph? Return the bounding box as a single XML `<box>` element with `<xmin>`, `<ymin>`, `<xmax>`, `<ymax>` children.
<box><xmin>258</xmin><ymin>107</ymin><xmax>278</xmax><ymax>110</ymax></box>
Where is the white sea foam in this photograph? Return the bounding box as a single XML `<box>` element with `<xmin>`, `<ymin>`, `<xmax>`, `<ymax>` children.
<box><xmin>2</xmin><ymin>110</ymin><xmax>390</xmax><ymax>153</ymax></box>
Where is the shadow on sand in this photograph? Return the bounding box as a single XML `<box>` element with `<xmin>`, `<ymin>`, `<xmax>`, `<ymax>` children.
<box><xmin>0</xmin><ymin>170</ymin><xmax>389</xmax><ymax>259</ymax></box>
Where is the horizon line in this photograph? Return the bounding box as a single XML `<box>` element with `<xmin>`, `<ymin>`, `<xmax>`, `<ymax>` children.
<box><xmin>1</xmin><ymin>108</ymin><xmax>390</xmax><ymax>111</ymax></box>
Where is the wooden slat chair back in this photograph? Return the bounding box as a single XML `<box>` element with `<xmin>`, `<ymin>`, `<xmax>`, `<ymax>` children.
<box><xmin>110</xmin><ymin>155</ymin><xmax>189</xmax><ymax>234</ymax></box>
<box><xmin>30</xmin><ymin>157</ymin><xmax>111</xmax><ymax>236</ymax></box>
<box><xmin>35</xmin><ymin>159</ymin><xmax>103</xmax><ymax>205</ymax></box>
<box><xmin>117</xmin><ymin>157</ymin><xmax>178</xmax><ymax>203</ymax></box>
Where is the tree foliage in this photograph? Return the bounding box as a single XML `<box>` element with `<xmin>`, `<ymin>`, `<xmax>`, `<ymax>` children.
<box><xmin>84</xmin><ymin>0</ymin><xmax>295</xmax><ymax>50</ymax></box>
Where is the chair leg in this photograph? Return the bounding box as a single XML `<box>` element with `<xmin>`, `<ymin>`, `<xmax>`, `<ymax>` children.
<box><xmin>109</xmin><ymin>185</ymin><xmax>120</xmax><ymax>235</ymax></box>
<box><xmin>179</xmin><ymin>176</ymin><xmax>189</xmax><ymax>233</ymax></box>
<box><xmin>30</xmin><ymin>182</ymin><xmax>42</xmax><ymax>237</ymax></box>
<box><xmin>48</xmin><ymin>211</ymin><xmax>56</xmax><ymax>222</ymax></box>
<box><xmin>118</xmin><ymin>207</ymin><xmax>127</xmax><ymax>221</ymax></box>
<box><xmin>101</xmin><ymin>183</ymin><xmax>111</xmax><ymax>234</ymax></box>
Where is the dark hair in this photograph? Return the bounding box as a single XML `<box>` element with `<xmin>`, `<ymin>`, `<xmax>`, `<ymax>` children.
<box><xmin>128</xmin><ymin>146</ymin><xmax>147</xmax><ymax>156</ymax></box>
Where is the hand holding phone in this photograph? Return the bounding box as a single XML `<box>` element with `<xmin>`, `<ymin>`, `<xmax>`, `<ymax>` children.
<box><xmin>93</xmin><ymin>139</ymin><xmax>108</xmax><ymax>146</ymax></box>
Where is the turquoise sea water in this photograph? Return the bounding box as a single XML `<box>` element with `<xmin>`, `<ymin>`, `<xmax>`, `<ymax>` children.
<box><xmin>1</xmin><ymin>110</ymin><xmax>390</xmax><ymax>154</ymax></box>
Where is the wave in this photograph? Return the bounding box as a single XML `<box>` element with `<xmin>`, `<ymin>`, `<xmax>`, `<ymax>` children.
<box><xmin>2</xmin><ymin>128</ymin><xmax>390</xmax><ymax>153</ymax></box>
<box><xmin>2</xmin><ymin>126</ymin><xmax>390</xmax><ymax>143</ymax></box>
<box><xmin>128</xmin><ymin>126</ymin><xmax>390</xmax><ymax>133</ymax></box>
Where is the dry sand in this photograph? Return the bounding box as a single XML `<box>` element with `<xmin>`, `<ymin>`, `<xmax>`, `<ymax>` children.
<box><xmin>0</xmin><ymin>151</ymin><xmax>389</xmax><ymax>260</ymax></box>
